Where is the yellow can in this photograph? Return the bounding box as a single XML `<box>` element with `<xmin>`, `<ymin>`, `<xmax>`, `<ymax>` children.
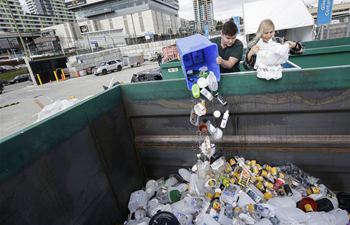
<box><xmin>256</xmin><ymin>182</ymin><xmax>265</xmax><ymax>191</ymax></box>
<box><xmin>304</xmin><ymin>204</ymin><xmax>314</xmax><ymax>212</ymax></box>
<box><xmin>264</xmin><ymin>181</ymin><xmax>274</xmax><ymax>190</ymax></box>
<box><xmin>256</xmin><ymin>176</ymin><xmax>264</xmax><ymax>182</ymax></box>
<box><xmin>213</xmin><ymin>200</ymin><xmax>221</xmax><ymax>211</ymax></box>
<box><xmin>251</xmin><ymin>166</ymin><xmax>259</xmax><ymax>175</ymax></box>
<box><xmin>222</xmin><ymin>177</ymin><xmax>230</xmax><ymax>188</ymax></box>
<box><xmin>205</xmin><ymin>192</ymin><xmax>214</xmax><ymax>200</ymax></box>
<box><xmin>264</xmin><ymin>191</ymin><xmax>273</xmax><ymax>200</ymax></box>
<box><xmin>214</xmin><ymin>188</ymin><xmax>222</xmax><ymax>198</ymax></box>
<box><xmin>279</xmin><ymin>172</ymin><xmax>285</xmax><ymax>179</ymax></box>
<box><xmin>261</xmin><ymin>170</ymin><xmax>269</xmax><ymax>178</ymax></box>
<box><xmin>311</xmin><ymin>186</ymin><xmax>320</xmax><ymax>194</ymax></box>
<box><xmin>250</xmin><ymin>160</ymin><xmax>257</xmax><ymax>167</ymax></box>
<box><xmin>264</xmin><ymin>165</ymin><xmax>272</xmax><ymax>172</ymax></box>
<box><xmin>256</xmin><ymin>164</ymin><xmax>262</xmax><ymax>170</ymax></box>
<box><xmin>229</xmin><ymin>177</ymin><xmax>236</xmax><ymax>184</ymax></box>
<box><xmin>229</xmin><ymin>158</ymin><xmax>236</xmax><ymax>166</ymax></box>
<box><xmin>271</xmin><ymin>167</ymin><xmax>277</xmax><ymax>176</ymax></box>
<box><xmin>224</xmin><ymin>163</ymin><xmax>233</xmax><ymax>173</ymax></box>
<box><xmin>247</xmin><ymin>204</ymin><xmax>255</xmax><ymax>214</ymax></box>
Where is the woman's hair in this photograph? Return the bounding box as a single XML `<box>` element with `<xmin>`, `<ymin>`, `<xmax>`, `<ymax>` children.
<box><xmin>247</xmin><ymin>19</ymin><xmax>275</xmax><ymax>48</ymax></box>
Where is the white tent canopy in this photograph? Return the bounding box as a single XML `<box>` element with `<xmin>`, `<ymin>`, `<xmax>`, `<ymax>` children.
<box><xmin>244</xmin><ymin>0</ymin><xmax>314</xmax><ymax>36</ymax></box>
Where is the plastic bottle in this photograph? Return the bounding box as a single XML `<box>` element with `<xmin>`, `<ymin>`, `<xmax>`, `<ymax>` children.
<box><xmin>220</xmin><ymin>110</ymin><xmax>229</xmax><ymax>129</ymax></box>
<box><xmin>156</xmin><ymin>186</ymin><xmax>169</xmax><ymax>204</ymax></box>
<box><xmin>168</xmin><ymin>183</ymin><xmax>188</xmax><ymax>203</ymax></box>
<box><xmin>145</xmin><ymin>179</ymin><xmax>158</xmax><ymax>199</ymax></box>
<box><xmin>212</xmin><ymin>127</ymin><xmax>223</xmax><ymax>141</ymax></box>
<box><xmin>200</xmin><ymin>88</ymin><xmax>214</xmax><ymax>101</ymax></box>
<box><xmin>189</xmin><ymin>108</ymin><xmax>199</xmax><ymax>126</ymax></box>
<box><xmin>210</xmin><ymin>156</ymin><xmax>226</xmax><ymax>174</ymax></box>
<box><xmin>178</xmin><ymin>168</ymin><xmax>191</xmax><ymax>182</ymax></box>
<box><xmin>197</xmin><ymin>77</ymin><xmax>208</xmax><ymax>88</ymax></box>
<box><xmin>165</xmin><ymin>176</ymin><xmax>178</xmax><ymax>187</ymax></box>
<box><xmin>215</xmin><ymin>93</ymin><xmax>227</xmax><ymax>106</ymax></box>
<box><xmin>192</xmin><ymin>84</ymin><xmax>200</xmax><ymax>98</ymax></box>
<box><xmin>207</xmin><ymin>71</ymin><xmax>218</xmax><ymax>92</ymax></box>
<box><xmin>193</xmin><ymin>101</ymin><xmax>207</xmax><ymax>116</ymax></box>
<box><xmin>128</xmin><ymin>190</ymin><xmax>148</xmax><ymax>213</ymax></box>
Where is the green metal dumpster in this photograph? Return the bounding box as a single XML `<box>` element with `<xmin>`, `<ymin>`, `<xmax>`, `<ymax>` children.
<box><xmin>302</xmin><ymin>37</ymin><xmax>350</xmax><ymax>49</ymax></box>
<box><xmin>1</xmin><ymin>65</ymin><xmax>350</xmax><ymax>224</ymax></box>
<box><xmin>160</xmin><ymin>60</ymin><xmax>184</xmax><ymax>80</ymax></box>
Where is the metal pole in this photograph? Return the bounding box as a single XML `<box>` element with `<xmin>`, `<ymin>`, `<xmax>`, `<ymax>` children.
<box><xmin>5</xmin><ymin>0</ymin><xmax>37</xmax><ymax>85</ymax></box>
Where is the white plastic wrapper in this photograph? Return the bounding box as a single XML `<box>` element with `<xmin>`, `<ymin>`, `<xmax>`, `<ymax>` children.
<box><xmin>37</xmin><ymin>98</ymin><xmax>80</xmax><ymax>121</ymax></box>
<box><xmin>254</xmin><ymin>38</ymin><xmax>290</xmax><ymax>80</ymax></box>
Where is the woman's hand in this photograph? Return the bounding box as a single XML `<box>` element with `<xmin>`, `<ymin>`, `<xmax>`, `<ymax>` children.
<box><xmin>286</xmin><ymin>41</ymin><xmax>297</xmax><ymax>49</ymax></box>
<box><xmin>251</xmin><ymin>45</ymin><xmax>260</xmax><ymax>54</ymax></box>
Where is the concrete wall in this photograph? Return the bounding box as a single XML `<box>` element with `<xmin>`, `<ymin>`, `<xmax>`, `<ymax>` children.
<box><xmin>119</xmin><ymin>39</ymin><xmax>176</xmax><ymax>59</ymax></box>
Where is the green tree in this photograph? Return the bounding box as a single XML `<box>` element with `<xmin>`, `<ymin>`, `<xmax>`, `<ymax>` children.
<box><xmin>216</xmin><ymin>21</ymin><xmax>223</xmax><ymax>31</ymax></box>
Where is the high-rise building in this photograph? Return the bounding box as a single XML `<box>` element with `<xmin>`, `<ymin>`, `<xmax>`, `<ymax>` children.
<box><xmin>193</xmin><ymin>0</ymin><xmax>214</xmax><ymax>33</ymax></box>
<box><xmin>0</xmin><ymin>0</ymin><xmax>75</xmax><ymax>34</ymax></box>
<box><xmin>67</xmin><ymin>0</ymin><xmax>180</xmax><ymax>36</ymax></box>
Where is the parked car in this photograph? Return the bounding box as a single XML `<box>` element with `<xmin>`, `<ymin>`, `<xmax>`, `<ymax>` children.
<box><xmin>0</xmin><ymin>65</ymin><xmax>15</xmax><ymax>72</ymax></box>
<box><xmin>9</xmin><ymin>74</ymin><xmax>30</xmax><ymax>84</ymax></box>
<box><xmin>94</xmin><ymin>60</ymin><xmax>123</xmax><ymax>75</ymax></box>
<box><xmin>131</xmin><ymin>67</ymin><xmax>162</xmax><ymax>83</ymax></box>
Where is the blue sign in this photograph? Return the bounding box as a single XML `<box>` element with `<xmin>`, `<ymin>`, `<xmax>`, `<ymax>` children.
<box><xmin>233</xmin><ymin>16</ymin><xmax>240</xmax><ymax>35</ymax></box>
<box><xmin>317</xmin><ymin>0</ymin><xmax>333</xmax><ymax>25</ymax></box>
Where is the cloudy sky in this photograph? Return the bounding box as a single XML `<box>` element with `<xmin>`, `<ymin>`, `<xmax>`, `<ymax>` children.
<box><xmin>179</xmin><ymin>0</ymin><xmax>349</xmax><ymax>20</ymax></box>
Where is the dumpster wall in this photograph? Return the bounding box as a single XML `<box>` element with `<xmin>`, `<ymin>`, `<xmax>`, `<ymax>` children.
<box><xmin>0</xmin><ymin>87</ymin><xmax>145</xmax><ymax>225</ymax></box>
<box><xmin>1</xmin><ymin>65</ymin><xmax>350</xmax><ymax>224</ymax></box>
<box><xmin>123</xmin><ymin>66</ymin><xmax>350</xmax><ymax>191</ymax></box>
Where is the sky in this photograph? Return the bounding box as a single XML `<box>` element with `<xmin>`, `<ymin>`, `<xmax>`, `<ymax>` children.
<box><xmin>178</xmin><ymin>0</ymin><xmax>350</xmax><ymax>21</ymax></box>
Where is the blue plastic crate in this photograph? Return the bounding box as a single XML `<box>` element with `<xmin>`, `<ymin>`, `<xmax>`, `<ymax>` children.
<box><xmin>176</xmin><ymin>34</ymin><xmax>220</xmax><ymax>90</ymax></box>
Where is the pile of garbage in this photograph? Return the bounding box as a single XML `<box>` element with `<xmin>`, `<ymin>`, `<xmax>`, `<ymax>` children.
<box><xmin>124</xmin><ymin>66</ymin><xmax>350</xmax><ymax>225</ymax></box>
<box><xmin>125</xmin><ymin>155</ymin><xmax>349</xmax><ymax>225</ymax></box>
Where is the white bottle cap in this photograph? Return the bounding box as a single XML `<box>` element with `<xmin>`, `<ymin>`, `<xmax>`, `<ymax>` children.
<box><xmin>213</xmin><ymin>110</ymin><xmax>221</xmax><ymax>118</ymax></box>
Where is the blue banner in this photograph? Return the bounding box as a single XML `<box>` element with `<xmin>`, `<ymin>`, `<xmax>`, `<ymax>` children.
<box><xmin>317</xmin><ymin>0</ymin><xmax>333</xmax><ymax>25</ymax></box>
<box><xmin>233</xmin><ymin>16</ymin><xmax>240</xmax><ymax>34</ymax></box>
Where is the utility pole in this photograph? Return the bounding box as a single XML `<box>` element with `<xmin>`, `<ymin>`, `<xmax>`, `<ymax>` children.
<box><xmin>5</xmin><ymin>0</ymin><xmax>37</xmax><ymax>85</ymax></box>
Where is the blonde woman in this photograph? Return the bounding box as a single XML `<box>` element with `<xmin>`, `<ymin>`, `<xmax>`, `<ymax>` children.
<box><xmin>243</xmin><ymin>19</ymin><xmax>303</xmax><ymax>71</ymax></box>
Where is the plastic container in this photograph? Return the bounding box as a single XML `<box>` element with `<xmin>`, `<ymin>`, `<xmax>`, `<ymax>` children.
<box><xmin>128</xmin><ymin>190</ymin><xmax>148</xmax><ymax>213</ymax></box>
<box><xmin>176</xmin><ymin>34</ymin><xmax>220</xmax><ymax>90</ymax></box>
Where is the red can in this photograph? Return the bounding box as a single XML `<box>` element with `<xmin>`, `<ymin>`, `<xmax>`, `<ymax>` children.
<box><xmin>273</xmin><ymin>178</ymin><xmax>285</xmax><ymax>190</ymax></box>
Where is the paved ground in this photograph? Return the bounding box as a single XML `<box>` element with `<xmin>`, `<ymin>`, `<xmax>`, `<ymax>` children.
<box><xmin>0</xmin><ymin>61</ymin><xmax>159</xmax><ymax>139</ymax></box>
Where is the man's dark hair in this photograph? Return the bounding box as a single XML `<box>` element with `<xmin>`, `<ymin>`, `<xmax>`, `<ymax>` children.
<box><xmin>222</xmin><ymin>20</ymin><xmax>238</xmax><ymax>36</ymax></box>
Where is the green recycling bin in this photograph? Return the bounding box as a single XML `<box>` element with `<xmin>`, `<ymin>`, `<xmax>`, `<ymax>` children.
<box><xmin>160</xmin><ymin>60</ymin><xmax>184</xmax><ymax>80</ymax></box>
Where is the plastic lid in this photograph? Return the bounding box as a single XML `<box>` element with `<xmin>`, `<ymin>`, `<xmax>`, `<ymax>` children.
<box><xmin>149</xmin><ymin>211</ymin><xmax>180</xmax><ymax>225</ymax></box>
<box><xmin>213</xmin><ymin>110</ymin><xmax>221</xmax><ymax>118</ymax></box>
<box><xmin>169</xmin><ymin>189</ymin><xmax>181</xmax><ymax>202</ymax></box>
<box><xmin>197</xmin><ymin>77</ymin><xmax>208</xmax><ymax>88</ymax></box>
<box><xmin>207</xmin><ymin>72</ymin><xmax>218</xmax><ymax>92</ymax></box>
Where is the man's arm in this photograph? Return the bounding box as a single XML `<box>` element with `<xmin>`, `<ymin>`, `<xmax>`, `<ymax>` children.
<box><xmin>218</xmin><ymin>56</ymin><xmax>239</xmax><ymax>69</ymax></box>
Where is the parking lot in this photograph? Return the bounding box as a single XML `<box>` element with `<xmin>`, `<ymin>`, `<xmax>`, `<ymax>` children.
<box><xmin>0</xmin><ymin>61</ymin><xmax>159</xmax><ymax>139</ymax></box>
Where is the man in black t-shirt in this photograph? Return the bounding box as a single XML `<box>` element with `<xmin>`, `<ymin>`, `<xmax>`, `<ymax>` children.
<box><xmin>211</xmin><ymin>20</ymin><xmax>243</xmax><ymax>73</ymax></box>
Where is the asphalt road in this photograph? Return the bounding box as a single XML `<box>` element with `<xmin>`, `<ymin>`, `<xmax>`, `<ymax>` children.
<box><xmin>0</xmin><ymin>61</ymin><xmax>159</xmax><ymax>139</ymax></box>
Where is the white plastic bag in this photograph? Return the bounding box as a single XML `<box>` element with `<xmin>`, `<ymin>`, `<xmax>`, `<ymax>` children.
<box><xmin>37</xmin><ymin>98</ymin><xmax>80</xmax><ymax>121</ymax></box>
<box><xmin>254</xmin><ymin>39</ymin><xmax>290</xmax><ymax>80</ymax></box>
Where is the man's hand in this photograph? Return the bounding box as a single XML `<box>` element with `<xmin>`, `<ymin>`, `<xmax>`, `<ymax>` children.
<box><xmin>216</xmin><ymin>56</ymin><xmax>223</xmax><ymax>65</ymax></box>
